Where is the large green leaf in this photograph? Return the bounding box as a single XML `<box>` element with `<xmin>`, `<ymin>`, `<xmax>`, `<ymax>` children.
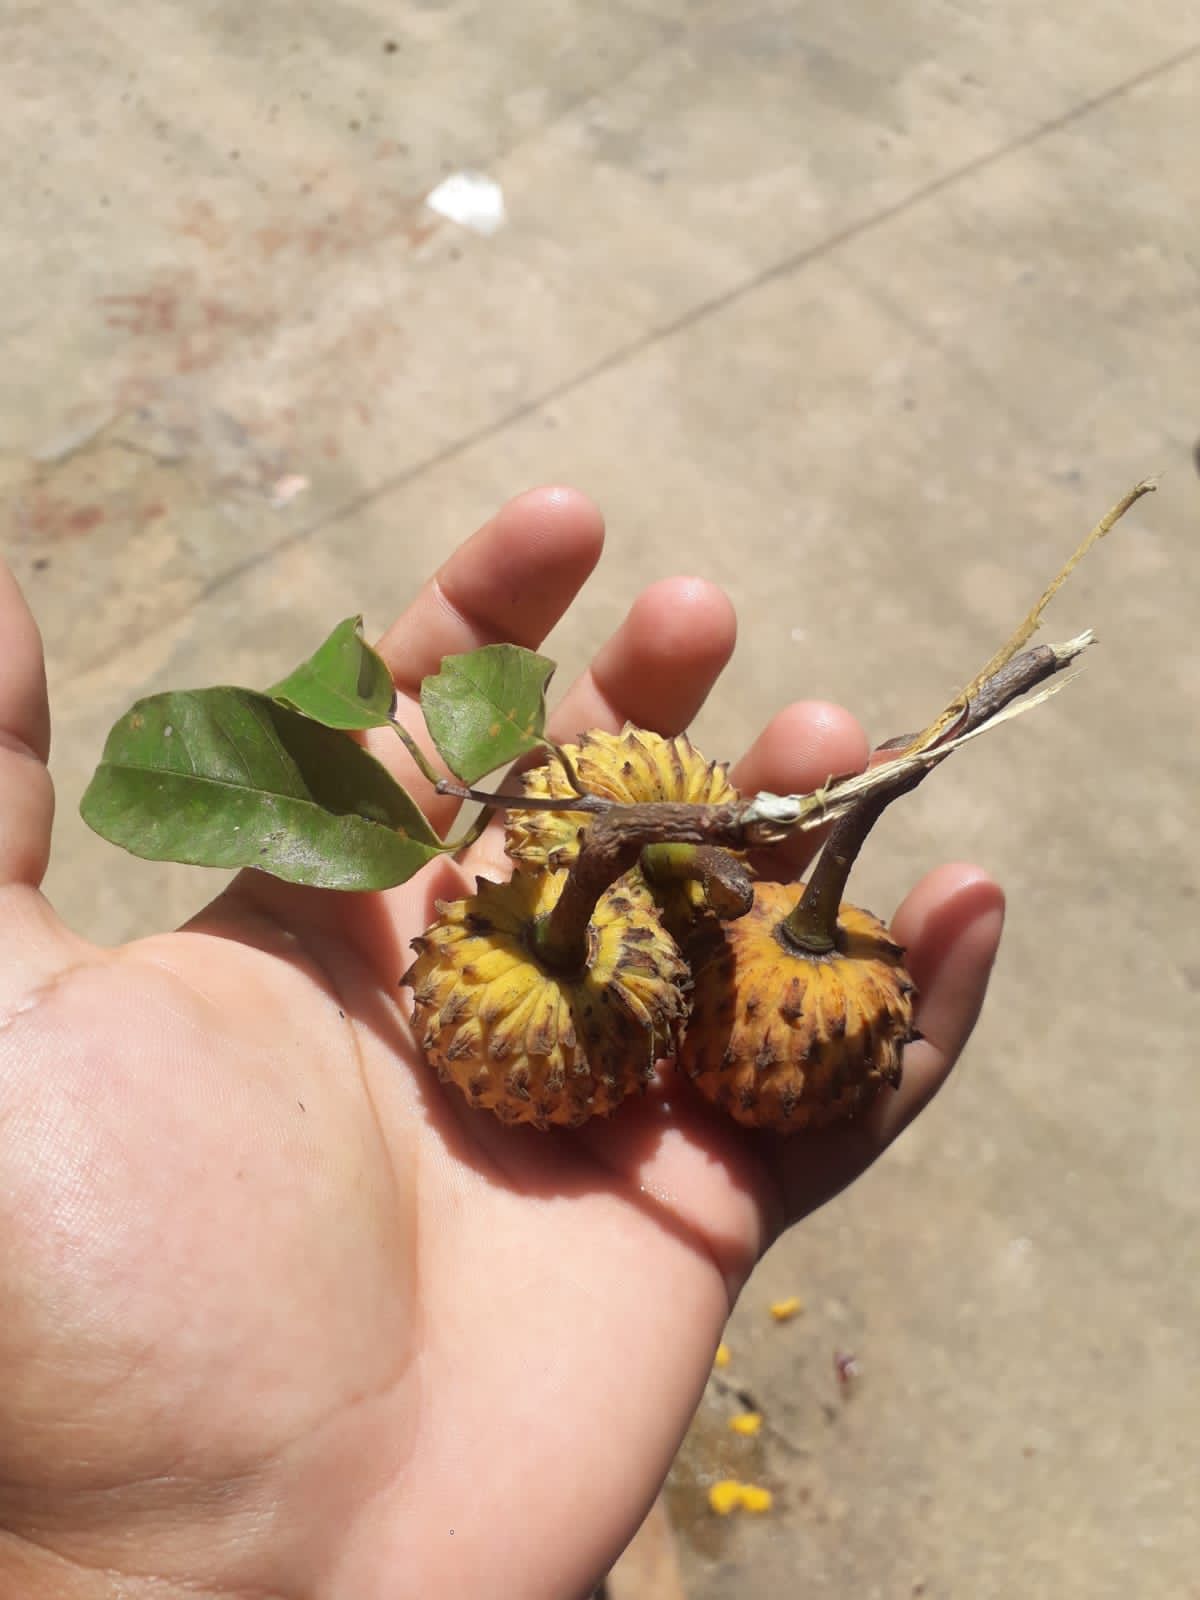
<box><xmin>268</xmin><ymin>615</ymin><xmax>396</xmax><ymax>730</ymax></box>
<box><xmin>81</xmin><ymin>688</ymin><xmax>443</xmax><ymax>889</ymax></box>
<box><xmin>420</xmin><ymin>643</ymin><xmax>556</xmax><ymax>783</ymax></box>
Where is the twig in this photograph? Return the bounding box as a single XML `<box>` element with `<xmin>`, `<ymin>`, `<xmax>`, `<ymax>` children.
<box><xmin>434</xmin><ymin>634</ymin><xmax>1093</xmax><ymax>854</ymax></box>
<box><xmin>548</xmin><ymin>740</ymin><xmax>587</xmax><ymax>797</ymax></box>
<box><xmin>784</xmin><ymin>632</ymin><xmax>1092</xmax><ymax>949</ymax></box>
<box><xmin>390</xmin><ymin>719</ymin><xmax>446</xmax><ymax>788</ymax></box>
<box><xmin>531</xmin><ymin>801</ymin><xmax>747</xmax><ymax>971</ymax></box>
<box><xmin>907</xmin><ymin>480</ymin><xmax>1152</xmax><ymax>755</ymax></box>
<box><xmin>435</xmin><ymin>777</ymin><xmax>613</xmax><ymax>814</ymax></box>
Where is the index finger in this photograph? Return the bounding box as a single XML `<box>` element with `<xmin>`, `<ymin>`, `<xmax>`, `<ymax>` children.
<box><xmin>376</xmin><ymin>486</ymin><xmax>605</xmax><ymax>698</ymax></box>
<box><xmin>369</xmin><ymin>486</ymin><xmax>605</xmax><ymax>833</ymax></box>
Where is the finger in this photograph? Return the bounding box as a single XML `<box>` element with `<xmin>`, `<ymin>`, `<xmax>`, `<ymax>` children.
<box><xmin>0</xmin><ymin>559</ymin><xmax>55</xmax><ymax>888</ymax></box>
<box><xmin>729</xmin><ymin>701</ymin><xmax>869</xmax><ymax>880</ymax></box>
<box><xmin>366</xmin><ymin>486</ymin><xmax>605</xmax><ymax>836</ymax></box>
<box><xmin>874</xmin><ymin>863</ymin><xmax>1006</xmax><ymax>1140</ymax></box>
<box><xmin>459</xmin><ymin>576</ymin><xmax>737</xmax><ymax>881</ymax></box>
<box><xmin>377</xmin><ymin>485</ymin><xmax>605</xmax><ymax>698</ymax></box>
<box><xmin>545</xmin><ymin>577</ymin><xmax>737</xmax><ymax>742</ymax></box>
<box><xmin>770</xmin><ymin>863</ymin><xmax>1004</xmax><ymax>1225</ymax></box>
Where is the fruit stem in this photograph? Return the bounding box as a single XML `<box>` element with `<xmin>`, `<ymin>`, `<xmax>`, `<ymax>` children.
<box><xmin>782</xmin><ymin>791</ymin><xmax>902</xmax><ymax>952</ymax></box>
<box><xmin>783</xmin><ymin>637</ymin><xmax>1091</xmax><ymax>952</ymax></box>
<box><xmin>532</xmin><ymin>801</ymin><xmax>745</xmax><ymax>972</ymax></box>
<box><xmin>642</xmin><ymin>843</ymin><xmax>755</xmax><ymax>920</ymax></box>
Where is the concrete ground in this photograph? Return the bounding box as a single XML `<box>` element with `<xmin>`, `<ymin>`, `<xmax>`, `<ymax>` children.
<box><xmin>3</xmin><ymin>2</ymin><xmax>1198</xmax><ymax>1595</ymax></box>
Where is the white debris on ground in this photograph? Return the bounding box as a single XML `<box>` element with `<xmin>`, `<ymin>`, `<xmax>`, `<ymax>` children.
<box><xmin>423</xmin><ymin>171</ymin><xmax>507</xmax><ymax>235</ymax></box>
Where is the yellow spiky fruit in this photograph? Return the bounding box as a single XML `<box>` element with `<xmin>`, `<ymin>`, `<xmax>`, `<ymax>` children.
<box><xmin>677</xmin><ymin>881</ymin><xmax>916</xmax><ymax>1132</ymax></box>
<box><xmin>506</xmin><ymin>725</ymin><xmax>742</xmax><ymax>933</ymax></box>
<box><xmin>505</xmin><ymin>725</ymin><xmax>738</xmax><ymax>873</ymax></box>
<box><xmin>402</xmin><ymin>869</ymin><xmax>689</xmax><ymax>1128</ymax></box>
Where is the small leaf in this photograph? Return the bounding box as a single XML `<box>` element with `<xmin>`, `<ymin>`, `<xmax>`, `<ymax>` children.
<box><xmin>420</xmin><ymin>643</ymin><xmax>556</xmax><ymax>783</ymax></box>
<box><xmin>268</xmin><ymin>615</ymin><xmax>396</xmax><ymax>730</ymax></box>
<box><xmin>81</xmin><ymin>688</ymin><xmax>443</xmax><ymax>890</ymax></box>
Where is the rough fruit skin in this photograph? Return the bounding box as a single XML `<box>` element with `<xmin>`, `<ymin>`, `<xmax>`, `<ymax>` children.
<box><xmin>505</xmin><ymin>725</ymin><xmax>738</xmax><ymax>873</ymax></box>
<box><xmin>678</xmin><ymin>881</ymin><xmax>916</xmax><ymax>1132</ymax></box>
<box><xmin>402</xmin><ymin>869</ymin><xmax>689</xmax><ymax>1129</ymax></box>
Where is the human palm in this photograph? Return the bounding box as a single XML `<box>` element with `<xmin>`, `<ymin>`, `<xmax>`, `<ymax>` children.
<box><xmin>0</xmin><ymin>489</ymin><xmax>1003</xmax><ymax>1599</ymax></box>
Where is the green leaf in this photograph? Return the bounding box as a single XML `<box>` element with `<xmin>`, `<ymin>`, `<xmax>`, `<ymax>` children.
<box><xmin>267</xmin><ymin>615</ymin><xmax>396</xmax><ymax>730</ymax></box>
<box><xmin>81</xmin><ymin>688</ymin><xmax>443</xmax><ymax>890</ymax></box>
<box><xmin>419</xmin><ymin>643</ymin><xmax>556</xmax><ymax>783</ymax></box>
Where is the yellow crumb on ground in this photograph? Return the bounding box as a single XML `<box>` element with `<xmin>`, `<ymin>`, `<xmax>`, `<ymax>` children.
<box><xmin>728</xmin><ymin>1412</ymin><xmax>763</xmax><ymax>1436</ymax></box>
<box><xmin>769</xmin><ymin>1296</ymin><xmax>804</xmax><ymax>1322</ymax></box>
<box><xmin>740</xmin><ymin>1484</ymin><xmax>773</xmax><ymax>1514</ymax></box>
<box><xmin>713</xmin><ymin>1342</ymin><xmax>732</xmax><ymax>1368</ymax></box>
<box><xmin>708</xmin><ymin>1480</ymin><xmax>744</xmax><ymax>1516</ymax></box>
<box><xmin>708</xmin><ymin>1480</ymin><xmax>774</xmax><ymax>1516</ymax></box>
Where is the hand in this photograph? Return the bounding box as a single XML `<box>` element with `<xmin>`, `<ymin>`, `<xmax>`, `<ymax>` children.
<box><xmin>0</xmin><ymin>488</ymin><xmax>1003</xmax><ymax>1599</ymax></box>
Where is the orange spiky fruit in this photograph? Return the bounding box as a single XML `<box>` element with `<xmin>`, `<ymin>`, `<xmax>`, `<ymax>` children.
<box><xmin>677</xmin><ymin>881</ymin><xmax>916</xmax><ymax>1131</ymax></box>
<box><xmin>402</xmin><ymin>868</ymin><xmax>689</xmax><ymax>1128</ymax></box>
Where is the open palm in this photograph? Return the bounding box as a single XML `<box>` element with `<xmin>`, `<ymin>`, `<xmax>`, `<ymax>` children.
<box><xmin>0</xmin><ymin>489</ymin><xmax>1003</xmax><ymax>1600</ymax></box>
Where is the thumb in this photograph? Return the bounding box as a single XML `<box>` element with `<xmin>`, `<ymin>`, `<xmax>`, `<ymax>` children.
<box><xmin>0</xmin><ymin>558</ymin><xmax>54</xmax><ymax>890</ymax></box>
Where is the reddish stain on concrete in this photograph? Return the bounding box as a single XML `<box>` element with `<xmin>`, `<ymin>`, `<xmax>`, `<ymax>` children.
<box><xmin>406</xmin><ymin>217</ymin><xmax>440</xmax><ymax>250</ymax></box>
<box><xmin>14</xmin><ymin>488</ymin><xmax>107</xmax><ymax>542</ymax></box>
<box><xmin>200</xmin><ymin>298</ymin><xmax>244</xmax><ymax>329</ymax></box>
<box><xmin>99</xmin><ymin>268</ymin><xmax>266</xmax><ymax>381</ymax></box>
<box><xmin>241</xmin><ymin>187</ymin><xmax>438</xmax><ymax>263</ymax></box>
<box><xmin>178</xmin><ymin>199</ymin><xmax>229</xmax><ymax>251</ymax></box>
<box><xmin>254</xmin><ymin>223</ymin><xmax>290</xmax><ymax>259</ymax></box>
<box><xmin>101</xmin><ymin>285</ymin><xmax>178</xmax><ymax>335</ymax></box>
<box><xmin>91</xmin><ymin>186</ymin><xmax>441</xmax><ymax>461</ymax></box>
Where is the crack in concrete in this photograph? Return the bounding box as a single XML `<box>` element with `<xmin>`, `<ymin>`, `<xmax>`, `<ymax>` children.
<box><xmin>709</xmin><ymin>1371</ymin><xmax>810</xmax><ymax>1460</ymax></box>
<box><xmin>70</xmin><ymin>34</ymin><xmax>1200</xmax><ymax>683</ymax></box>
